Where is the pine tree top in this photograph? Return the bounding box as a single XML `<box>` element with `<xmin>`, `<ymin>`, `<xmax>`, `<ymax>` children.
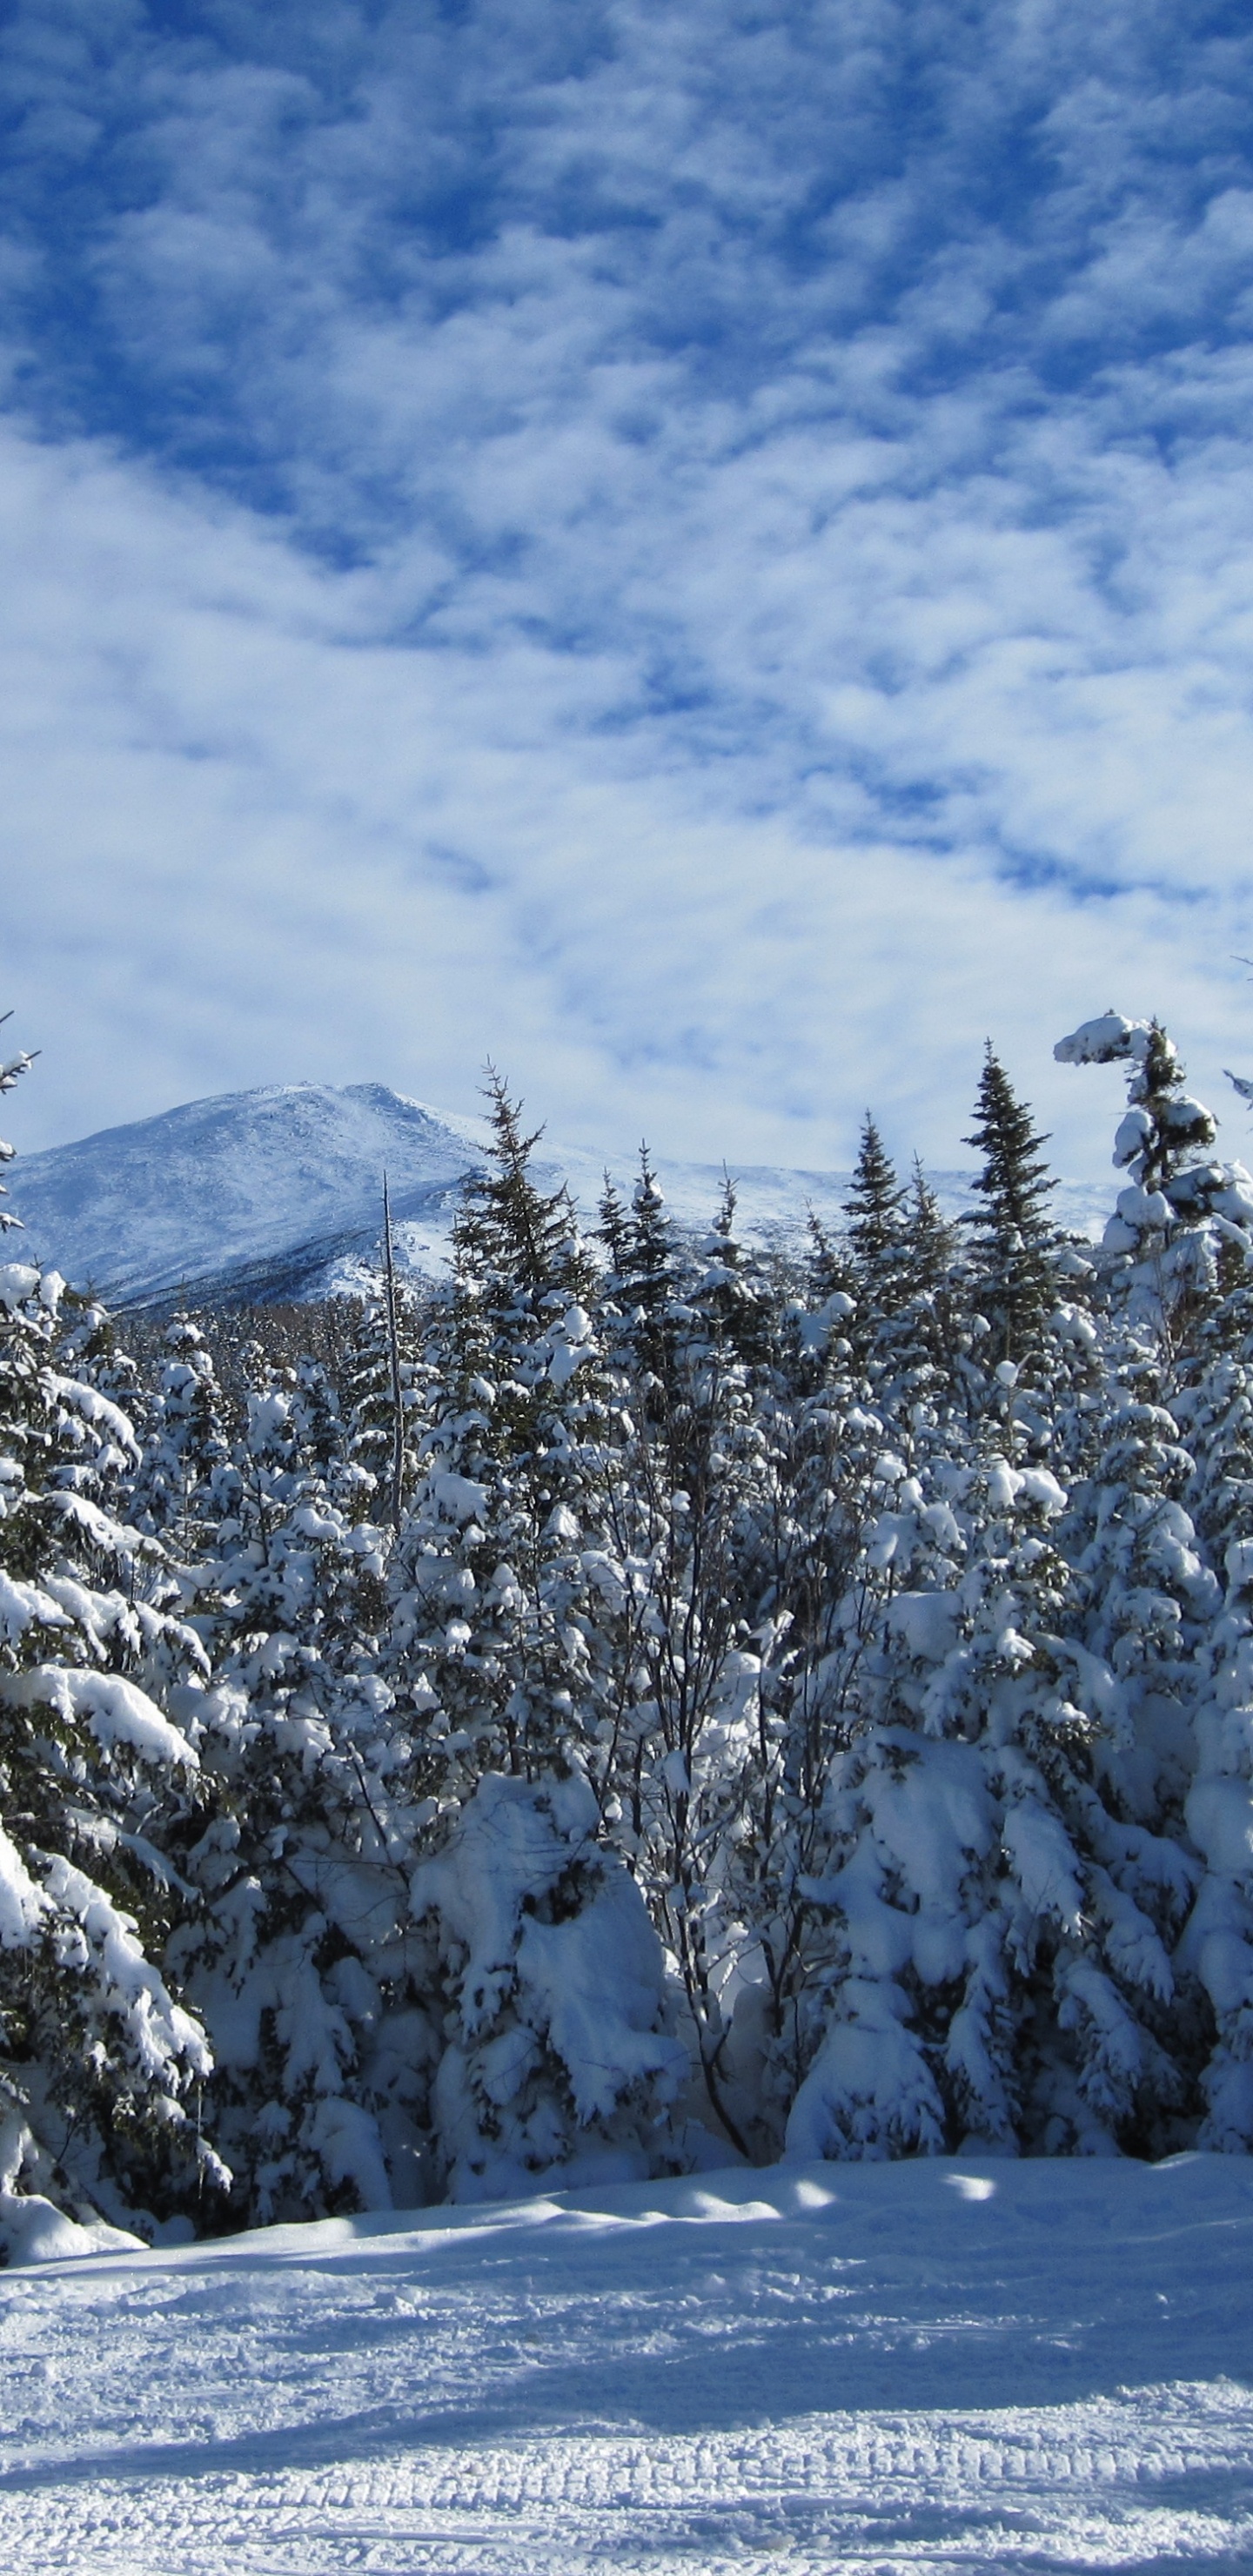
<box><xmin>845</xmin><ymin>1114</ymin><xmax>907</xmax><ymax>1264</ymax></box>
<box><xmin>452</xmin><ymin>1068</ymin><xmax>588</xmax><ymax>1301</ymax></box>
<box><xmin>963</xmin><ymin>1047</ymin><xmax>1057</xmax><ymax>1365</ymax></box>
<box><xmin>964</xmin><ymin>1047</ymin><xmax>1055</xmax><ymax>1238</ymax></box>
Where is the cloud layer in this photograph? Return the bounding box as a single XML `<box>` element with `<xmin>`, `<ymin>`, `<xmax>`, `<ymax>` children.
<box><xmin>3</xmin><ymin>0</ymin><xmax>1253</xmax><ymax>1180</ymax></box>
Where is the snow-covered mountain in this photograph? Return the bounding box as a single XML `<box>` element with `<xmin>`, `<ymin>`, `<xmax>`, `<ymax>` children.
<box><xmin>6</xmin><ymin>1083</ymin><xmax>481</xmax><ymax>1308</ymax></box>
<box><xmin>7</xmin><ymin>1080</ymin><xmax>1111</xmax><ymax>1310</ymax></box>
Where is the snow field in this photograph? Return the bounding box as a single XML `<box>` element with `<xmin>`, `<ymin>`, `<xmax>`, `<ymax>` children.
<box><xmin>3</xmin><ymin>2154</ymin><xmax>1253</xmax><ymax>2573</ymax></box>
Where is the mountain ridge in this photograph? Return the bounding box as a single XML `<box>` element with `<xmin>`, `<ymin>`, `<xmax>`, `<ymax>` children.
<box><xmin>6</xmin><ymin>1080</ymin><xmax>1110</xmax><ymax>1311</ymax></box>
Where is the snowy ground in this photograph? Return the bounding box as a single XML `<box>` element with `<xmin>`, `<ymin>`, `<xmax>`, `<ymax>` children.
<box><xmin>3</xmin><ymin>2156</ymin><xmax>1253</xmax><ymax>2575</ymax></box>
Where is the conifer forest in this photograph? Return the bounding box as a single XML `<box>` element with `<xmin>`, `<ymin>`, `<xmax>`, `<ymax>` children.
<box><xmin>5</xmin><ymin>1008</ymin><xmax>1253</xmax><ymax>2255</ymax></box>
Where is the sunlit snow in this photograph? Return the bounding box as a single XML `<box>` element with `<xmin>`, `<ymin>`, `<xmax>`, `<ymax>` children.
<box><xmin>3</xmin><ymin>2152</ymin><xmax>1251</xmax><ymax>2572</ymax></box>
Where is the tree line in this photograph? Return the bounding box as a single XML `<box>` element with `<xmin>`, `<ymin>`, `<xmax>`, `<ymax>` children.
<box><xmin>3</xmin><ymin>1009</ymin><xmax>1253</xmax><ymax>2248</ymax></box>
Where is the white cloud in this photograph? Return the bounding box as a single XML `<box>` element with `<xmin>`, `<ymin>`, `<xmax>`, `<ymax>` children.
<box><xmin>2</xmin><ymin>0</ymin><xmax>1253</xmax><ymax>1191</ymax></box>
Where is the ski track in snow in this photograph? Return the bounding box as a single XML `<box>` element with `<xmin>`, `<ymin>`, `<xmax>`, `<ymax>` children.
<box><xmin>2</xmin><ymin>2156</ymin><xmax>1252</xmax><ymax>2574</ymax></box>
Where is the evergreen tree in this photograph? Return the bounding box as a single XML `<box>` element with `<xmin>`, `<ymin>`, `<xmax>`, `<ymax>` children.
<box><xmin>843</xmin><ymin>1116</ymin><xmax>909</xmax><ymax>1340</ymax></box>
<box><xmin>343</xmin><ymin>1265</ymin><xmax>424</xmax><ymax>1529</ymax></box>
<box><xmin>896</xmin><ymin>1159</ymin><xmax>964</xmax><ymax>1387</ymax></box>
<box><xmin>691</xmin><ymin>1175</ymin><xmax>776</xmax><ymax>1372</ymax></box>
<box><xmin>411</xmin><ymin>1770</ymin><xmax>686</xmax><ymax>2200</ymax></box>
<box><xmin>131</xmin><ymin>1318</ymin><xmax>231</xmax><ymax>1547</ymax></box>
<box><xmin>1055</xmin><ymin>1011</ymin><xmax>1253</xmax><ymax>1352</ymax></box>
<box><xmin>453</xmin><ymin>1070</ymin><xmax>589</xmax><ymax>1305</ymax></box>
<box><xmin>389</xmin><ymin>1076</ymin><xmax>613</xmax><ymax>1791</ymax></box>
<box><xmin>0</xmin><ymin>1041</ymin><xmax>225</xmax><ymax>2250</ymax></box>
<box><xmin>845</xmin><ymin>1115</ymin><xmax>908</xmax><ymax>1270</ymax></box>
<box><xmin>609</xmin><ymin>1147</ymin><xmax>687</xmax><ymax>1395</ymax></box>
<box><xmin>169</xmin><ymin>1332</ymin><xmax>429</xmax><ymax>2225</ymax></box>
<box><xmin>787</xmin><ymin>1440</ymin><xmax>1199</xmax><ymax>2161</ymax></box>
<box><xmin>595</xmin><ymin>1171</ymin><xmax>632</xmax><ymax>1280</ymax></box>
<box><xmin>964</xmin><ymin>1049</ymin><xmax>1057</xmax><ymax>1367</ymax></box>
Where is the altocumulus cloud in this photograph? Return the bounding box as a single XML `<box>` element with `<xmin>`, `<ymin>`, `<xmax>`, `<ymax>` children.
<box><xmin>3</xmin><ymin>0</ymin><xmax>1253</xmax><ymax>1177</ymax></box>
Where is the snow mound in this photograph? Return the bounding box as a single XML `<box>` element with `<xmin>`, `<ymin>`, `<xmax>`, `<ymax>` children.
<box><xmin>0</xmin><ymin>2190</ymin><xmax>143</xmax><ymax>2266</ymax></box>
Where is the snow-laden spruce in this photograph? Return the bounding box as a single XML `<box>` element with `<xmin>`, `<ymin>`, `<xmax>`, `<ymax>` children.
<box><xmin>0</xmin><ymin>1043</ymin><xmax>224</xmax><ymax>2253</ymax></box>
<box><xmin>411</xmin><ymin>1770</ymin><xmax>686</xmax><ymax>2198</ymax></box>
<box><xmin>161</xmin><ymin>1328</ymin><xmax>431</xmax><ymax>2226</ymax></box>
<box><xmin>1055</xmin><ymin>1013</ymin><xmax>1253</xmax><ymax>1338</ymax></box>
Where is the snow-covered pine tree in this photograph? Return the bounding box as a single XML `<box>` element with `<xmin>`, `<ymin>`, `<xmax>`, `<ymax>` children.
<box><xmin>595</xmin><ymin>1169</ymin><xmax>633</xmax><ymax>1283</ymax></box>
<box><xmin>610</xmin><ymin>1146</ymin><xmax>688</xmax><ymax>1399</ymax></box>
<box><xmin>846</xmin><ymin>1115</ymin><xmax>908</xmax><ymax>1267</ymax></box>
<box><xmin>452</xmin><ymin>1070</ymin><xmax>589</xmax><ymax>1303</ymax></box>
<box><xmin>385</xmin><ymin>1071</ymin><xmax>612</xmax><ymax>1794</ymax></box>
<box><xmin>894</xmin><ymin>1158</ymin><xmax>967</xmax><ymax>1402</ymax></box>
<box><xmin>785</xmin><ymin>1428</ymin><xmax>1201</xmax><ymax>2163</ymax></box>
<box><xmin>773</xmin><ymin>1068</ymin><xmax>1198</xmax><ymax>2167</ymax></box>
<box><xmin>842</xmin><ymin>1116</ymin><xmax>910</xmax><ymax>1365</ymax></box>
<box><xmin>409</xmin><ymin>1768</ymin><xmax>687</xmax><ymax>2200</ymax></box>
<box><xmin>343</xmin><ymin>1258</ymin><xmax>424</xmax><ymax>1533</ymax></box>
<box><xmin>1055</xmin><ymin>1012</ymin><xmax>1253</xmax><ymax>1352</ymax></box>
<box><xmin>130</xmin><ymin>1318</ymin><xmax>231</xmax><ymax>1550</ymax></box>
<box><xmin>376</xmin><ymin>1079</ymin><xmax>693</xmax><ymax>2194</ymax></box>
<box><xmin>1088</xmin><ymin>1058</ymin><xmax>1253</xmax><ymax>2150</ymax></box>
<box><xmin>0</xmin><ymin>1038</ymin><xmax>225</xmax><ymax>2253</ymax></box>
<box><xmin>164</xmin><ymin>1326</ymin><xmax>431</xmax><ymax>2226</ymax></box>
<box><xmin>690</xmin><ymin>1175</ymin><xmax>777</xmax><ymax>1372</ymax></box>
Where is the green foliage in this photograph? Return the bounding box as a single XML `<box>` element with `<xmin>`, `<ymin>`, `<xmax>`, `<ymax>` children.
<box><xmin>964</xmin><ymin>1047</ymin><xmax>1057</xmax><ymax>1365</ymax></box>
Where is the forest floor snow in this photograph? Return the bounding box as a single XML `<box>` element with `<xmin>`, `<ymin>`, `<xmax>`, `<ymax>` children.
<box><xmin>1</xmin><ymin>2153</ymin><xmax>1252</xmax><ymax>2573</ymax></box>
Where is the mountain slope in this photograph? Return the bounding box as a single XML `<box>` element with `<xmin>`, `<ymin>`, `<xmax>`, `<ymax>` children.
<box><xmin>7</xmin><ymin>1083</ymin><xmax>482</xmax><ymax>1306</ymax></box>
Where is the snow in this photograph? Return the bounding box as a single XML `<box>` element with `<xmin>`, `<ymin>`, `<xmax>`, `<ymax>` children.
<box><xmin>0</xmin><ymin>1665</ymin><xmax>199</xmax><ymax>1769</ymax></box>
<box><xmin>0</xmin><ymin>1571</ymin><xmax>69</xmax><ymax>1646</ymax></box>
<box><xmin>2</xmin><ymin>2153</ymin><xmax>1253</xmax><ymax>2572</ymax></box>
<box><xmin>0</xmin><ymin>1818</ymin><xmax>50</xmax><ymax>1947</ymax></box>
<box><xmin>411</xmin><ymin>1775</ymin><xmax>685</xmax><ymax>2201</ymax></box>
<box><xmin>7</xmin><ymin>1083</ymin><xmax>482</xmax><ymax>1307</ymax></box>
<box><xmin>38</xmin><ymin>1854</ymin><xmax>213</xmax><ymax>2082</ymax></box>
<box><xmin>1055</xmin><ymin>1014</ymin><xmax>1152</xmax><ymax>1067</ymax></box>
<box><xmin>43</xmin><ymin>1373</ymin><xmax>139</xmax><ymax>1460</ymax></box>
<box><xmin>0</xmin><ymin>2192</ymin><xmax>139</xmax><ymax>2266</ymax></box>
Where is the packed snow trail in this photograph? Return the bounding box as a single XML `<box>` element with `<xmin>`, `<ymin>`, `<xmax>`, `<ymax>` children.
<box><xmin>2</xmin><ymin>2156</ymin><xmax>1252</xmax><ymax>2573</ymax></box>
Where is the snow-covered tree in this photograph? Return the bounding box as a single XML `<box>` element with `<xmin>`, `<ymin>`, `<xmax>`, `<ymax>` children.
<box><xmin>0</xmin><ymin>1041</ymin><xmax>225</xmax><ymax>2251</ymax></box>
<box><xmin>130</xmin><ymin>1318</ymin><xmax>231</xmax><ymax>1547</ymax></box>
<box><xmin>162</xmin><ymin>1329</ymin><xmax>430</xmax><ymax>2226</ymax></box>
<box><xmin>1055</xmin><ymin>1013</ymin><xmax>1253</xmax><ymax>1349</ymax></box>
<box><xmin>411</xmin><ymin>1771</ymin><xmax>686</xmax><ymax>2199</ymax></box>
<box><xmin>384</xmin><ymin>1074</ymin><xmax>613</xmax><ymax>1796</ymax></box>
<box><xmin>786</xmin><ymin>1437</ymin><xmax>1200</xmax><ymax>2163</ymax></box>
<box><xmin>844</xmin><ymin>1115</ymin><xmax>909</xmax><ymax>1340</ymax></box>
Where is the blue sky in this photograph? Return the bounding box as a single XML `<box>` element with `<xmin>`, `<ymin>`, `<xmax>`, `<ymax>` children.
<box><xmin>4</xmin><ymin>0</ymin><xmax>1253</xmax><ymax>1180</ymax></box>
